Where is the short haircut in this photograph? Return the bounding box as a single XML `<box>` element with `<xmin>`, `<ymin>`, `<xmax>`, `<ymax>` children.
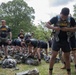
<box><xmin>61</xmin><ymin>7</ymin><xmax>70</xmax><ymax>16</ymax></box>
<box><xmin>1</xmin><ymin>20</ymin><xmax>6</xmax><ymax>22</ymax></box>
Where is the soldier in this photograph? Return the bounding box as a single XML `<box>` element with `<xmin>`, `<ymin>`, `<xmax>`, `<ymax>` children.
<box><xmin>45</xmin><ymin>7</ymin><xmax>76</xmax><ymax>75</ymax></box>
<box><xmin>0</xmin><ymin>20</ymin><xmax>12</xmax><ymax>58</ymax></box>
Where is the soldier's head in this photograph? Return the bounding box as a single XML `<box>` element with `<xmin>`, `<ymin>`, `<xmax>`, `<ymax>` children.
<box><xmin>60</xmin><ymin>7</ymin><xmax>70</xmax><ymax>20</ymax></box>
<box><xmin>1</xmin><ymin>20</ymin><xmax>6</xmax><ymax>26</ymax></box>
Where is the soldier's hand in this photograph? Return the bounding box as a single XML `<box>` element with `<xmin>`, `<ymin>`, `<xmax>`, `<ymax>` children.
<box><xmin>54</xmin><ymin>27</ymin><xmax>61</xmax><ymax>31</ymax></box>
<box><xmin>61</xmin><ymin>27</ymin><xmax>69</xmax><ymax>31</ymax></box>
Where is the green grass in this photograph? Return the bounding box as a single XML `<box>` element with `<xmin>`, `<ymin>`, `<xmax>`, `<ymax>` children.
<box><xmin>0</xmin><ymin>60</ymin><xmax>76</xmax><ymax>75</ymax></box>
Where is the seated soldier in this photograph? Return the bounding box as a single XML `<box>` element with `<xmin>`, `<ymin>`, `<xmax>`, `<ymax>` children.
<box><xmin>17</xmin><ymin>29</ymin><xmax>26</xmax><ymax>53</ymax></box>
<box><xmin>18</xmin><ymin>29</ymin><xmax>25</xmax><ymax>42</ymax></box>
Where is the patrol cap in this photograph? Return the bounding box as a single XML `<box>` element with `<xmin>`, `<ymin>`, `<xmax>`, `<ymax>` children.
<box><xmin>61</xmin><ymin>7</ymin><xmax>70</xmax><ymax>16</ymax></box>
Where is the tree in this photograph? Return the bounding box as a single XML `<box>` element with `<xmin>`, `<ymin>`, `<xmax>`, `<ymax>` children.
<box><xmin>0</xmin><ymin>0</ymin><xmax>35</xmax><ymax>38</ymax></box>
<box><xmin>33</xmin><ymin>22</ymin><xmax>52</xmax><ymax>41</ymax></box>
<box><xmin>73</xmin><ymin>4</ymin><xmax>76</xmax><ymax>20</ymax></box>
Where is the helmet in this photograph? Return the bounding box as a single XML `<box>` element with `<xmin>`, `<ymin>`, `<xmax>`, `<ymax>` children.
<box><xmin>2</xmin><ymin>58</ymin><xmax>17</xmax><ymax>68</ymax></box>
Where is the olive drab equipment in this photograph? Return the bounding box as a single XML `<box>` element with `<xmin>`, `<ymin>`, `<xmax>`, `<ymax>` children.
<box><xmin>53</xmin><ymin>15</ymin><xmax>71</xmax><ymax>42</ymax></box>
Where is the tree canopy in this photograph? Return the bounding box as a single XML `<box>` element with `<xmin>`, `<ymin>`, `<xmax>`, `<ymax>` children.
<box><xmin>73</xmin><ymin>4</ymin><xmax>76</xmax><ymax>20</ymax></box>
<box><xmin>0</xmin><ymin>0</ymin><xmax>35</xmax><ymax>38</ymax></box>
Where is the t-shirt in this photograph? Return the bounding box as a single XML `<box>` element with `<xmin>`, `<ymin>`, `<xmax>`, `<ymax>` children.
<box><xmin>0</xmin><ymin>25</ymin><xmax>11</xmax><ymax>38</ymax></box>
<box><xmin>37</xmin><ymin>40</ymin><xmax>47</xmax><ymax>49</ymax></box>
<box><xmin>25</xmin><ymin>38</ymin><xmax>38</xmax><ymax>48</ymax></box>
<box><xmin>50</xmin><ymin>15</ymin><xmax>75</xmax><ymax>41</ymax></box>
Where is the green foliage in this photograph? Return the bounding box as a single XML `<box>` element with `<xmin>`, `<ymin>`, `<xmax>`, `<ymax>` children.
<box><xmin>33</xmin><ymin>22</ymin><xmax>51</xmax><ymax>41</ymax></box>
<box><xmin>0</xmin><ymin>0</ymin><xmax>35</xmax><ymax>38</ymax></box>
<box><xmin>73</xmin><ymin>4</ymin><xmax>76</xmax><ymax>20</ymax></box>
<box><xmin>0</xmin><ymin>0</ymin><xmax>51</xmax><ymax>40</ymax></box>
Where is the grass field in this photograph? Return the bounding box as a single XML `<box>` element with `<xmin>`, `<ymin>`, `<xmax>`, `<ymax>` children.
<box><xmin>0</xmin><ymin>60</ymin><xmax>76</xmax><ymax>75</ymax></box>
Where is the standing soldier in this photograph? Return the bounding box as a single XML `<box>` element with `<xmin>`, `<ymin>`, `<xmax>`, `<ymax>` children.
<box><xmin>0</xmin><ymin>20</ymin><xmax>12</xmax><ymax>58</ymax></box>
<box><xmin>45</xmin><ymin>7</ymin><xmax>76</xmax><ymax>75</ymax></box>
